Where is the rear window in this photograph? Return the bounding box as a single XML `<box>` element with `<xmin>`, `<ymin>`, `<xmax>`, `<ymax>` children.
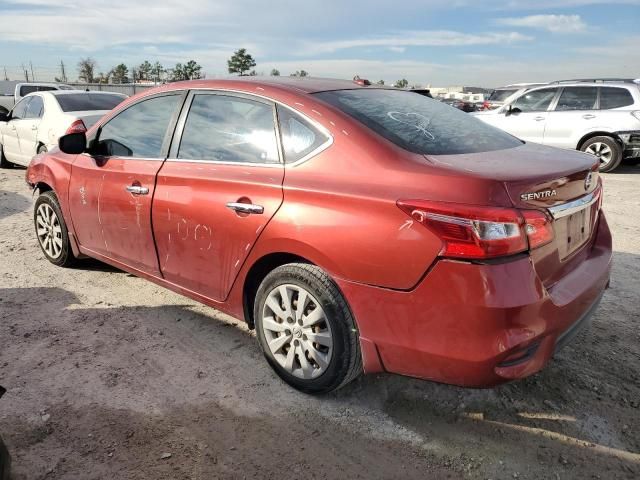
<box><xmin>19</xmin><ymin>85</ymin><xmax>57</xmax><ymax>96</ymax></box>
<box><xmin>600</xmin><ymin>87</ymin><xmax>634</xmax><ymax>109</ymax></box>
<box><xmin>55</xmin><ymin>93</ymin><xmax>126</xmax><ymax>112</ymax></box>
<box><xmin>488</xmin><ymin>89</ymin><xmax>517</xmax><ymax>102</ymax></box>
<box><xmin>315</xmin><ymin>89</ymin><xmax>521</xmax><ymax>156</ymax></box>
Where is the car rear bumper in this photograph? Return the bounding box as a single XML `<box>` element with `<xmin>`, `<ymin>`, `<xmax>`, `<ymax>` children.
<box><xmin>337</xmin><ymin>212</ymin><xmax>612</xmax><ymax>387</ymax></box>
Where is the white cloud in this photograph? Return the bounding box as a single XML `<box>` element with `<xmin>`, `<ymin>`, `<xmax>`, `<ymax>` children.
<box><xmin>496</xmin><ymin>14</ymin><xmax>587</xmax><ymax>33</ymax></box>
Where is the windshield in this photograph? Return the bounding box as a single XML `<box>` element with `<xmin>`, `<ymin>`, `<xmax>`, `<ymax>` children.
<box><xmin>488</xmin><ymin>89</ymin><xmax>518</xmax><ymax>102</ymax></box>
<box><xmin>55</xmin><ymin>93</ymin><xmax>126</xmax><ymax>112</ymax></box>
<box><xmin>315</xmin><ymin>89</ymin><xmax>522</xmax><ymax>155</ymax></box>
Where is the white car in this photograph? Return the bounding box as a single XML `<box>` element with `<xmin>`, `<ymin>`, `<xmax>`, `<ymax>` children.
<box><xmin>0</xmin><ymin>90</ymin><xmax>127</xmax><ymax>167</ymax></box>
<box><xmin>473</xmin><ymin>79</ymin><xmax>640</xmax><ymax>172</ymax></box>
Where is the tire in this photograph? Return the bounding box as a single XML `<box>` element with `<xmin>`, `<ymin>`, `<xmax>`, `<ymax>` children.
<box><xmin>37</xmin><ymin>144</ymin><xmax>48</xmax><ymax>154</ymax></box>
<box><xmin>254</xmin><ymin>263</ymin><xmax>362</xmax><ymax>394</ymax></box>
<box><xmin>580</xmin><ymin>136</ymin><xmax>622</xmax><ymax>173</ymax></box>
<box><xmin>0</xmin><ymin>144</ymin><xmax>12</xmax><ymax>169</ymax></box>
<box><xmin>33</xmin><ymin>191</ymin><xmax>76</xmax><ymax>267</ymax></box>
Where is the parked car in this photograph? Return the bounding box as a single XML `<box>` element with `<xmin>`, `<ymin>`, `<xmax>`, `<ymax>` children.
<box><xmin>473</xmin><ymin>79</ymin><xmax>640</xmax><ymax>172</ymax></box>
<box><xmin>0</xmin><ymin>90</ymin><xmax>126</xmax><ymax>167</ymax></box>
<box><xmin>0</xmin><ymin>82</ymin><xmax>74</xmax><ymax>114</ymax></box>
<box><xmin>26</xmin><ymin>78</ymin><xmax>611</xmax><ymax>393</ymax></box>
<box><xmin>480</xmin><ymin>83</ymin><xmax>547</xmax><ymax>111</ymax></box>
<box><xmin>440</xmin><ymin>97</ymin><xmax>477</xmax><ymax>112</ymax></box>
<box><xmin>410</xmin><ymin>88</ymin><xmax>433</xmax><ymax>98</ymax></box>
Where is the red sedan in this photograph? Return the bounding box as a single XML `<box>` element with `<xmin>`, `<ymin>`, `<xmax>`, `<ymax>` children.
<box><xmin>26</xmin><ymin>78</ymin><xmax>612</xmax><ymax>393</ymax></box>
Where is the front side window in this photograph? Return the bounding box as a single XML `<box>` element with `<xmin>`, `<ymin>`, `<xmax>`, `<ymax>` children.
<box><xmin>511</xmin><ymin>88</ymin><xmax>557</xmax><ymax>112</ymax></box>
<box><xmin>11</xmin><ymin>97</ymin><xmax>31</xmax><ymax>120</ymax></box>
<box><xmin>600</xmin><ymin>87</ymin><xmax>634</xmax><ymax>109</ymax></box>
<box><xmin>96</xmin><ymin>94</ymin><xmax>181</xmax><ymax>158</ymax></box>
<box><xmin>178</xmin><ymin>94</ymin><xmax>279</xmax><ymax>164</ymax></box>
<box><xmin>277</xmin><ymin>106</ymin><xmax>329</xmax><ymax>163</ymax></box>
<box><xmin>25</xmin><ymin>96</ymin><xmax>44</xmax><ymax>119</ymax></box>
<box><xmin>315</xmin><ymin>89</ymin><xmax>521</xmax><ymax>156</ymax></box>
<box><xmin>555</xmin><ymin>87</ymin><xmax>597</xmax><ymax>111</ymax></box>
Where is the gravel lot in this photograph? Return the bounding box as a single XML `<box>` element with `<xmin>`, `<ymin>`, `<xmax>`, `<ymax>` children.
<box><xmin>1</xmin><ymin>165</ymin><xmax>639</xmax><ymax>479</ymax></box>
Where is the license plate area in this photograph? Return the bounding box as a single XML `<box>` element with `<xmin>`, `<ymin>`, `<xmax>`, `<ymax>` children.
<box><xmin>556</xmin><ymin>205</ymin><xmax>592</xmax><ymax>260</ymax></box>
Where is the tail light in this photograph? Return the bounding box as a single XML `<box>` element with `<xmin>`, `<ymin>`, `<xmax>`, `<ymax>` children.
<box><xmin>397</xmin><ymin>200</ymin><xmax>554</xmax><ymax>259</ymax></box>
<box><xmin>65</xmin><ymin>119</ymin><xmax>87</xmax><ymax>134</ymax></box>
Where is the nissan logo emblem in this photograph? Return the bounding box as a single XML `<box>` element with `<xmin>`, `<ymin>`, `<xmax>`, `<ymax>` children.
<box><xmin>584</xmin><ymin>172</ymin><xmax>593</xmax><ymax>191</ymax></box>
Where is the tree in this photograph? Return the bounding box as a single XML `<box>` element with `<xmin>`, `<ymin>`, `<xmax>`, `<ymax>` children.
<box><xmin>227</xmin><ymin>48</ymin><xmax>256</xmax><ymax>76</ymax></box>
<box><xmin>394</xmin><ymin>78</ymin><xmax>409</xmax><ymax>88</ymax></box>
<box><xmin>169</xmin><ymin>63</ymin><xmax>185</xmax><ymax>81</ymax></box>
<box><xmin>77</xmin><ymin>57</ymin><xmax>97</xmax><ymax>83</ymax></box>
<box><xmin>137</xmin><ymin>60</ymin><xmax>153</xmax><ymax>81</ymax></box>
<box><xmin>96</xmin><ymin>72</ymin><xmax>111</xmax><ymax>84</ymax></box>
<box><xmin>290</xmin><ymin>70</ymin><xmax>309</xmax><ymax>77</ymax></box>
<box><xmin>183</xmin><ymin>60</ymin><xmax>203</xmax><ymax>80</ymax></box>
<box><xmin>270</xmin><ymin>68</ymin><xmax>280</xmax><ymax>76</ymax></box>
<box><xmin>152</xmin><ymin>61</ymin><xmax>165</xmax><ymax>83</ymax></box>
<box><xmin>110</xmin><ymin>63</ymin><xmax>129</xmax><ymax>84</ymax></box>
<box><xmin>376</xmin><ymin>79</ymin><xmax>385</xmax><ymax>85</ymax></box>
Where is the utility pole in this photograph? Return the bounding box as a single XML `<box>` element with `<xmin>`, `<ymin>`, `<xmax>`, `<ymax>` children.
<box><xmin>60</xmin><ymin>60</ymin><xmax>67</xmax><ymax>82</ymax></box>
<box><xmin>29</xmin><ymin>61</ymin><xmax>35</xmax><ymax>81</ymax></box>
<box><xmin>3</xmin><ymin>67</ymin><xmax>8</xmax><ymax>81</ymax></box>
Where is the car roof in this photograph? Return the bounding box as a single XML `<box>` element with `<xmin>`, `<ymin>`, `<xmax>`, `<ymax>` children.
<box><xmin>42</xmin><ymin>90</ymin><xmax>128</xmax><ymax>97</ymax></box>
<box><xmin>168</xmin><ymin>76</ymin><xmax>388</xmax><ymax>94</ymax></box>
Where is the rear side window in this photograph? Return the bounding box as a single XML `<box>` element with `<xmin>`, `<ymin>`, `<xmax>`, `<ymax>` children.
<box><xmin>315</xmin><ymin>89</ymin><xmax>522</xmax><ymax>156</ymax></box>
<box><xmin>25</xmin><ymin>96</ymin><xmax>44</xmax><ymax>118</ymax></box>
<box><xmin>277</xmin><ymin>106</ymin><xmax>329</xmax><ymax>163</ymax></box>
<box><xmin>600</xmin><ymin>87</ymin><xmax>634</xmax><ymax>109</ymax></box>
<box><xmin>56</xmin><ymin>93</ymin><xmax>126</xmax><ymax>112</ymax></box>
<box><xmin>178</xmin><ymin>94</ymin><xmax>279</xmax><ymax>164</ymax></box>
<box><xmin>555</xmin><ymin>87</ymin><xmax>597</xmax><ymax>111</ymax></box>
<box><xmin>512</xmin><ymin>88</ymin><xmax>557</xmax><ymax>112</ymax></box>
<box><xmin>96</xmin><ymin>94</ymin><xmax>181</xmax><ymax>158</ymax></box>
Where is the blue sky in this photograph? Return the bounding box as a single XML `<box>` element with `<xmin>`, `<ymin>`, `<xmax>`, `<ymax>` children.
<box><xmin>0</xmin><ymin>0</ymin><xmax>638</xmax><ymax>86</ymax></box>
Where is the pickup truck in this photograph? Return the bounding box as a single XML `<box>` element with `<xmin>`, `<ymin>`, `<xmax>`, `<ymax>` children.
<box><xmin>0</xmin><ymin>82</ymin><xmax>73</xmax><ymax>114</ymax></box>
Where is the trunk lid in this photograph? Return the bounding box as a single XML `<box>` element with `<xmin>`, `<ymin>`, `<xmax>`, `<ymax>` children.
<box><xmin>426</xmin><ymin>143</ymin><xmax>601</xmax><ymax>287</ymax></box>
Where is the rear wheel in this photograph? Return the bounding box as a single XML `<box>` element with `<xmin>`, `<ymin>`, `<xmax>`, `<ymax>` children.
<box><xmin>37</xmin><ymin>144</ymin><xmax>48</xmax><ymax>154</ymax></box>
<box><xmin>254</xmin><ymin>263</ymin><xmax>362</xmax><ymax>394</ymax></box>
<box><xmin>34</xmin><ymin>191</ymin><xmax>76</xmax><ymax>267</ymax></box>
<box><xmin>580</xmin><ymin>136</ymin><xmax>622</xmax><ymax>173</ymax></box>
<box><xmin>0</xmin><ymin>144</ymin><xmax>13</xmax><ymax>169</ymax></box>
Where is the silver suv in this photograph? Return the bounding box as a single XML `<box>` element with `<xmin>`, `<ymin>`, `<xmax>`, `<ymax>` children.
<box><xmin>474</xmin><ymin>79</ymin><xmax>640</xmax><ymax>172</ymax></box>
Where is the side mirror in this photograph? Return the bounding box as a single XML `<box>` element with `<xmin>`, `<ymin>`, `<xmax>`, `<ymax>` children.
<box><xmin>59</xmin><ymin>132</ymin><xmax>86</xmax><ymax>154</ymax></box>
<box><xmin>0</xmin><ymin>112</ymin><xmax>9</xmax><ymax>122</ymax></box>
<box><xmin>505</xmin><ymin>105</ymin><xmax>522</xmax><ymax>117</ymax></box>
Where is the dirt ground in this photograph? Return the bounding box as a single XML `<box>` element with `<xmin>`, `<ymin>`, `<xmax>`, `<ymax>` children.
<box><xmin>0</xmin><ymin>165</ymin><xmax>639</xmax><ymax>480</ymax></box>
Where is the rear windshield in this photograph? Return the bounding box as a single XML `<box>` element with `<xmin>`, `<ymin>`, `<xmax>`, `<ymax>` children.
<box><xmin>488</xmin><ymin>89</ymin><xmax>518</xmax><ymax>102</ymax></box>
<box><xmin>315</xmin><ymin>89</ymin><xmax>522</xmax><ymax>155</ymax></box>
<box><xmin>55</xmin><ymin>93</ymin><xmax>126</xmax><ymax>112</ymax></box>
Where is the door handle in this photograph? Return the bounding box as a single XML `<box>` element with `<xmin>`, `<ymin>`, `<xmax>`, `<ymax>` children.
<box><xmin>10</xmin><ymin>124</ymin><xmax>16</xmax><ymax>130</ymax></box>
<box><xmin>31</xmin><ymin>125</ymin><xmax>37</xmax><ymax>130</ymax></box>
<box><xmin>125</xmin><ymin>185</ymin><xmax>149</xmax><ymax>195</ymax></box>
<box><xmin>582</xmin><ymin>114</ymin><xmax>596</xmax><ymax>120</ymax></box>
<box><xmin>534</xmin><ymin>116</ymin><xmax>546</xmax><ymax>121</ymax></box>
<box><xmin>226</xmin><ymin>202</ymin><xmax>264</xmax><ymax>214</ymax></box>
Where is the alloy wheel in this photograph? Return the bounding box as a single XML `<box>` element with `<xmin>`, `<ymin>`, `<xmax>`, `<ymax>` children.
<box><xmin>261</xmin><ymin>284</ymin><xmax>333</xmax><ymax>379</ymax></box>
<box><xmin>585</xmin><ymin>142</ymin><xmax>613</xmax><ymax>166</ymax></box>
<box><xmin>36</xmin><ymin>203</ymin><xmax>63</xmax><ymax>259</ymax></box>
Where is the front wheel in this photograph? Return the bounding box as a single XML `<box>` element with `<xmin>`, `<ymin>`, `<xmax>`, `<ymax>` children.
<box><xmin>37</xmin><ymin>145</ymin><xmax>48</xmax><ymax>155</ymax></box>
<box><xmin>580</xmin><ymin>136</ymin><xmax>622</xmax><ymax>173</ymax></box>
<box><xmin>34</xmin><ymin>191</ymin><xmax>76</xmax><ymax>267</ymax></box>
<box><xmin>254</xmin><ymin>264</ymin><xmax>362</xmax><ymax>394</ymax></box>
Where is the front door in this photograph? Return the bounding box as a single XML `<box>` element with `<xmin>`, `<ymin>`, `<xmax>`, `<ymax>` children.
<box><xmin>16</xmin><ymin>94</ymin><xmax>44</xmax><ymax>160</ymax></box>
<box><xmin>1</xmin><ymin>97</ymin><xmax>31</xmax><ymax>164</ymax></box>
<box><xmin>153</xmin><ymin>91</ymin><xmax>285</xmax><ymax>301</ymax></box>
<box><xmin>493</xmin><ymin>87</ymin><xmax>558</xmax><ymax>145</ymax></box>
<box><xmin>68</xmin><ymin>92</ymin><xmax>185</xmax><ymax>275</ymax></box>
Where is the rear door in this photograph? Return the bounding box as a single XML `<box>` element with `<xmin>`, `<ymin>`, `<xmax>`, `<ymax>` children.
<box><xmin>493</xmin><ymin>87</ymin><xmax>558</xmax><ymax>144</ymax></box>
<box><xmin>543</xmin><ymin>86</ymin><xmax>598</xmax><ymax>149</ymax></box>
<box><xmin>68</xmin><ymin>92</ymin><xmax>185</xmax><ymax>275</ymax></box>
<box><xmin>16</xmin><ymin>94</ymin><xmax>44</xmax><ymax>159</ymax></box>
<box><xmin>153</xmin><ymin>91</ymin><xmax>284</xmax><ymax>301</ymax></box>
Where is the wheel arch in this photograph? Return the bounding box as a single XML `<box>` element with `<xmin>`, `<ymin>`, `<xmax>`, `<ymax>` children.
<box><xmin>576</xmin><ymin>131</ymin><xmax>622</xmax><ymax>150</ymax></box>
